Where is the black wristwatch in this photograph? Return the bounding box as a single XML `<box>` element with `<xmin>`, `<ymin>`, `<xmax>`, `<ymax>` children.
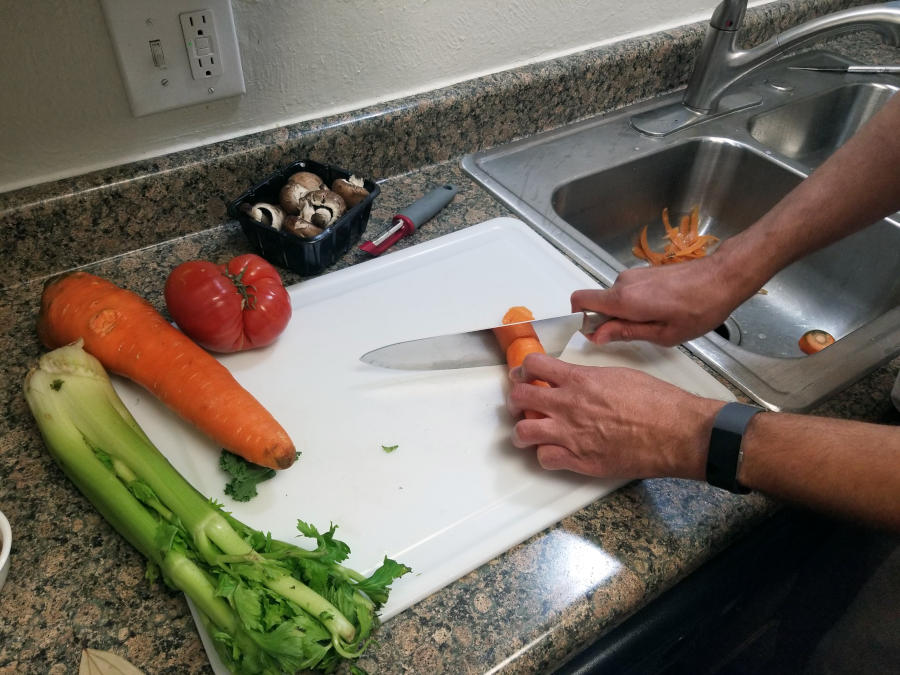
<box><xmin>706</xmin><ymin>402</ymin><xmax>763</xmax><ymax>494</ymax></box>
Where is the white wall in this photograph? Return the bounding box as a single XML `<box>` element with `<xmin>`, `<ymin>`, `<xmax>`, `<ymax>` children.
<box><xmin>0</xmin><ymin>1</ymin><xmax>758</xmax><ymax>193</ymax></box>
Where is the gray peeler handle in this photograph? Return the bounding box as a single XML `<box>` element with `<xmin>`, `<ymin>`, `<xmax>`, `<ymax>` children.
<box><xmin>396</xmin><ymin>184</ymin><xmax>458</xmax><ymax>229</ymax></box>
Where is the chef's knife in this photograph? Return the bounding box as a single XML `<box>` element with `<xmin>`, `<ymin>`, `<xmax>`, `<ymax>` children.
<box><xmin>788</xmin><ymin>65</ymin><xmax>900</xmax><ymax>73</ymax></box>
<box><xmin>360</xmin><ymin>310</ymin><xmax>610</xmax><ymax>370</ymax></box>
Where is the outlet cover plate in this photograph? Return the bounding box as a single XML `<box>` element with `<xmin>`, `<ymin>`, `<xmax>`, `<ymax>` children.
<box><xmin>100</xmin><ymin>0</ymin><xmax>245</xmax><ymax>117</ymax></box>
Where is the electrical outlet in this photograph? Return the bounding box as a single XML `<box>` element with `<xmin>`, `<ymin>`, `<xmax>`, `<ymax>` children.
<box><xmin>179</xmin><ymin>9</ymin><xmax>223</xmax><ymax>80</ymax></box>
<box><xmin>100</xmin><ymin>0</ymin><xmax>245</xmax><ymax>117</ymax></box>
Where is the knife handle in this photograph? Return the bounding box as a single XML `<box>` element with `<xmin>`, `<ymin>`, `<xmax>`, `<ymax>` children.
<box><xmin>847</xmin><ymin>65</ymin><xmax>900</xmax><ymax>73</ymax></box>
<box><xmin>580</xmin><ymin>310</ymin><xmax>611</xmax><ymax>336</ymax></box>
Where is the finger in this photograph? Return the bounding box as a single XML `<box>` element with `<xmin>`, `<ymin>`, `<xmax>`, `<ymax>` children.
<box><xmin>506</xmin><ymin>378</ymin><xmax>559</xmax><ymax>418</ymax></box>
<box><xmin>510</xmin><ymin>352</ymin><xmax>572</xmax><ymax>386</ymax></box>
<box><xmin>571</xmin><ymin>288</ymin><xmax>620</xmax><ymax>315</ymax></box>
<box><xmin>510</xmin><ymin>413</ymin><xmax>571</xmax><ymax>448</ymax></box>
<box><xmin>534</xmin><ymin>444</ymin><xmax>576</xmax><ymax>471</ymax></box>
<box><xmin>589</xmin><ymin>318</ymin><xmax>670</xmax><ymax>346</ymax></box>
<box><xmin>510</xmin><ymin>417</ymin><xmax>552</xmax><ymax>448</ymax></box>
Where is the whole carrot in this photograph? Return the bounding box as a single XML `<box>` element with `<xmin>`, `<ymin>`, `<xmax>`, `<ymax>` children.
<box><xmin>493</xmin><ymin>306</ymin><xmax>550</xmax><ymax>420</ymax></box>
<box><xmin>37</xmin><ymin>272</ymin><xmax>296</xmax><ymax>470</ymax></box>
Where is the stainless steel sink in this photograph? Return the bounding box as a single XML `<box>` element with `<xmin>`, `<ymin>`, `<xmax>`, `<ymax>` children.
<box><xmin>462</xmin><ymin>51</ymin><xmax>900</xmax><ymax>411</ymax></box>
<box><xmin>748</xmin><ymin>82</ymin><xmax>898</xmax><ymax>167</ymax></box>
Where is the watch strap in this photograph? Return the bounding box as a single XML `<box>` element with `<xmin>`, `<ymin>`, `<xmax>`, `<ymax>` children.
<box><xmin>707</xmin><ymin>402</ymin><xmax>763</xmax><ymax>494</ymax></box>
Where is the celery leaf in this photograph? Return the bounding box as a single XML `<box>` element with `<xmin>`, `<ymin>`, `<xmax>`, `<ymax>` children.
<box><xmin>220</xmin><ymin>450</ymin><xmax>276</xmax><ymax>502</ymax></box>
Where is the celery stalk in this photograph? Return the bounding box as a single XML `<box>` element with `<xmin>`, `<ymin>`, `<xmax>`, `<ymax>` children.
<box><xmin>24</xmin><ymin>341</ymin><xmax>410</xmax><ymax>674</ymax></box>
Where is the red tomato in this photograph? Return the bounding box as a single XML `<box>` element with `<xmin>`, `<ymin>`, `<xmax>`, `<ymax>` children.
<box><xmin>164</xmin><ymin>254</ymin><xmax>292</xmax><ymax>353</ymax></box>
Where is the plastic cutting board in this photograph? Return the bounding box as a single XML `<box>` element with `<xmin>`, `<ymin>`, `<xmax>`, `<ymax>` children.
<box><xmin>112</xmin><ymin>217</ymin><xmax>734</xmax><ymax>669</ymax></box>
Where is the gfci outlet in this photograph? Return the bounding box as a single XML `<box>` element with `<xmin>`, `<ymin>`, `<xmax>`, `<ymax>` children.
<box><xmin>100</xmin><ymin>0</ymin><xmax>245</xmax><ymax>117</ymax></box>
<box><xmin>179</xmin><ymin>10</ymin><xmax>223</xmax><ymax>80</ymax></box>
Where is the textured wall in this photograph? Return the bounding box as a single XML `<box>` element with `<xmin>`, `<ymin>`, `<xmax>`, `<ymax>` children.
<box><xmin>0</xmin><ymin>0</ymin><xmax>758</xmax><ymax>192</ymax></box>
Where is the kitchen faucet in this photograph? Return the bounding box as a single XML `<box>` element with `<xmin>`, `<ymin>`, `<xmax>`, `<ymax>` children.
<box><xmin>631</xmin><ymin>0</ymin><xmax>900</xmax><ymax>136</ymax></box>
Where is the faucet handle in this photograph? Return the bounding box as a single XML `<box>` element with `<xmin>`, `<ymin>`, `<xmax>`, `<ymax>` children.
<box><xmin>710</xmin><ymin>0</ymin><xmax>747</xmax><ymax>30</ymax></box>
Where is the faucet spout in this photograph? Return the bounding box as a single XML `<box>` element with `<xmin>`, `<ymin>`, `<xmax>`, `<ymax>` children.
<box><xmin>684</xmin><ymin>0</ymin><xmax>900</xmax><ymax>113</ymax></box>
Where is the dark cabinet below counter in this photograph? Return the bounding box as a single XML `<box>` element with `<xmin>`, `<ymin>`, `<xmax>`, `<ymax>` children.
<box><xmin>558</xmin><ymin>509</ymin><xmax>899</xmax><ymax>675</ymax></box>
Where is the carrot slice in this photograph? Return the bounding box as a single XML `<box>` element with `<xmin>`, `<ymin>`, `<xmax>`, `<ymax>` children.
<box><xmin>37</xmin><ymin>272</ymin><xmax>296</xmax><ymax>470</ymax></box>
<box><xmin>496</xmin><ymin>306</ymin><xmax>550</xmax><ymax>420</ymax></box>
<box><xmin>493</xmin><ymin>306</ymin><xmax>540</xmax><ymax>352</ymax></box>
<box><xmin>798</xmin><ymin>329</ymin><xmax>835</xmax><ymax>355</ymax></box>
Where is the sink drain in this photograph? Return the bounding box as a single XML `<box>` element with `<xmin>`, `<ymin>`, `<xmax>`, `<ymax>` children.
<box><xmin>713</xmin><ymin>317</ymin><xmax>742</xmax><ymax>345</ymax></box>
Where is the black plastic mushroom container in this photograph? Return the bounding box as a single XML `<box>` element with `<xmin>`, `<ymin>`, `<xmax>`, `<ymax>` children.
<box><xmin>227</xmin><ymin>159</ymin><xmax>380</xmax><ymax>276</ymax></box>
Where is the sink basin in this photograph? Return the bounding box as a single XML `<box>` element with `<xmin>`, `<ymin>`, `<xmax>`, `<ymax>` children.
<box><xmin>551</xmin><ymin>139</ymin><xmax>798</xmax><ymax>278</ymax></box>
<box><xmin>462</xmin><ymin>51</ymin><xmax>900</xmax><ymax>411</ymax></box>
<box><xmin>749</xmin><ymin>82</ymin><xmax>899</xmax><ymax>167</ymax></box>
<box><xmin>551</xmin><ymin>138</ymin><xmax>900</xmax><ymax>360</ymax></box>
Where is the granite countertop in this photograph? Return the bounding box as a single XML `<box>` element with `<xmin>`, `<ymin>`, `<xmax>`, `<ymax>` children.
<box><xmin>1</xmin><ymin>1</ymin><xmax>898</xmax><ymax>672</ymax></box>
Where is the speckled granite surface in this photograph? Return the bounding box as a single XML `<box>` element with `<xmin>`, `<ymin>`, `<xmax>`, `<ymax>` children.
<box><xmin>1</xmin><ymin>1</ymin><xmax>899</xmax><ymax>672</ymax></box>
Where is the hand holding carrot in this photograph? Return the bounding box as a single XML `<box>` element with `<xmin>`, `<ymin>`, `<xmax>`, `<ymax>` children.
<box><xmin>493</xmin><ymin>306</ymin><xmax>551</xmax><ymax>420</ymax></box>
<box><xmin>506</xmin><ymin>353</ymin><xmax>721</xmax><ymax>480</ymax></box>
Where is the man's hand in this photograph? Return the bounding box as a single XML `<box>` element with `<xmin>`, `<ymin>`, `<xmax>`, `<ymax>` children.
<box><xmin>507</xmin><ymin>353</ymin><xmax>722</xmax><ymax>480</ymax></box>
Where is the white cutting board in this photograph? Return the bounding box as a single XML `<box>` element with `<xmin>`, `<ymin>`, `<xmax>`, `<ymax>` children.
<box><xmin>113</xmin><ymin>218</ymin><xmax>733</xmax><ymax>668</ymax></box>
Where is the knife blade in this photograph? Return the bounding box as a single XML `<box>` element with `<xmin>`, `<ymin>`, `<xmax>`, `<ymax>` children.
<box><xmin>788</xmin><ymin>65</ymin><xmax>900</xmax><ymax>73</ymax></box>
<box><xmin>360</xmin><ymin>310</ymin><xmax>610</xmax><ymax>370</ymax></box>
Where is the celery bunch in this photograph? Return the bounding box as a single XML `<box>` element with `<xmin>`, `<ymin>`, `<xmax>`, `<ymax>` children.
<box><xmin>24</xmin><ymin>341</ymin><xmax>409</xmax><ymax>674</ymax></box>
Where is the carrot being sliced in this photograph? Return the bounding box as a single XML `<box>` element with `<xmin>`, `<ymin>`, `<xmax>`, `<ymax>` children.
<box><xmin>37</xmin><ymin>272</ymin><xmax>296</xmax><ymax>470</ymax></box>
<box><xmin>496</xmin><ymin>306</ymin><xmax>550</xmax><ymax>420</ymax></box>
<box><xmin>506</xmin><ymin>336</ymin><xmax>545</xmax><ymax>368</ymax></box>
<box><xmin>502</xmin><ymin>306</ymin><xmax>534</xmax><ymax>324</ymax></box>
<box><xmin>493</xmin><ymin>306</ymin><xmax>540</xmax><ymax>352</ymax></box>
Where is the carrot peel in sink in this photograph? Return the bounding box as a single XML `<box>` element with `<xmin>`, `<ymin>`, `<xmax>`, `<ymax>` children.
<box><xmin>633</xmin><ymin>206</ymin><xmax>720</xmax><ymax>265</ymax></box>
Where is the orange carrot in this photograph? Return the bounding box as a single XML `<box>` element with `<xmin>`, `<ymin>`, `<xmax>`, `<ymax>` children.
<box><xmin>493</xmin><ymin>306</ymin><xmax>540</xmax><ymax>352</ymax></box>
<box><xmin>506</xmin><ymin>337</ymin><xmax>546</xmax><ymax>369</ymax></box>
<box><xmin>36</xmin><ymin>272</ymin><xmax>296</xmax><ymax>470</ymax></box>
<box><xmin>798</xmin><ymin>329</ymin><xmax>835</xmax><ymax>355</ymax></box>
<box><xmin>494</xmin><ymin>306</ymin><xmax>550</xmax><ymax>420</ymax></box>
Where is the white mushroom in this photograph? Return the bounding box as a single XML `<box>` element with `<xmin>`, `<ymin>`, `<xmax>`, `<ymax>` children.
<box><xmin>242</xmin><ymin>202</ymin><xmax>285</xmax><ymax>230</ymax></box>
<box><xmin>283</xmin><ymin>202</ymin><xmax>324</xmax><ymax>238</ymax></box>
<box><xmin>286</xmin><ymin>171</ymin><xmax>326</xmax><ymax>193</ymax></box>
<box><xmin>331</xmin><ymin>175</ymin><xmax>369</xmax><ymax>208</ymax></box>
<box><xmin>304</xmin><ymin>189</ymin><xmax>347</xmax><ymax>228</ymax></box>
<box><xmin>279</xmin><ymin>181</ymin><xmax>311</xmax><ymax>215</ymax></box>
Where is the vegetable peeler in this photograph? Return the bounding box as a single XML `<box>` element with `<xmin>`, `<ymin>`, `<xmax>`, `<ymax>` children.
<box><xmin>359</xmin><ymin>184</ymin><xmax>458</xmax><ymax>255</ymax></box>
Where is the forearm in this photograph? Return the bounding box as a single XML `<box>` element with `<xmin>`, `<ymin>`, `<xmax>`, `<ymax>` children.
<box><xmin>712</xmin><ymin>410</ymin><xmax>900</xmax><ymax>530</ymax></box>
<box><xmin>717</xmin><ymin>93</ymin><xmax>900</xmax><ymax>285</ymax></box>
